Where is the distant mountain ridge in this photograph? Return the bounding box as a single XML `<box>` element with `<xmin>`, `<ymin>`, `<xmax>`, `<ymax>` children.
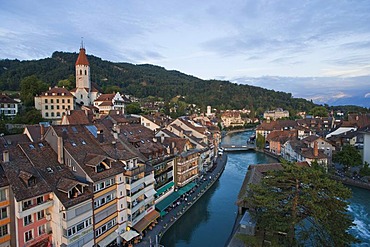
<box><xmin>0</xmin><ymin>52</ymin><xmax>367</xmax><ymax>113</ymax></box>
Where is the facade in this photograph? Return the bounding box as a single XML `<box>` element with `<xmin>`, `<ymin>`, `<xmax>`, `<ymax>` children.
<box><xmin>93</xmin><ymin>93</ymin><xmax>125</xmax><ymax>115</ymax></box>
<box><xmin>34</xmin><ymin>87</ymin><xmax>74</xmax><ymax>121</ymax></box>
<box><xmin>263</xmin><ymin>108</ymin><xmax>289</xmax><ymax>120</ymax></box>
<box><xmin>364</xmin><ymin>131</ymin><xmax>370</xmax><ymax>165</ymax></box>
<box><xmin>70</xmin><ymin>45</ymin><xmax>100</xmax><ymax>106</ymax></box>
<box><xmin>221</xmin><ymin>111</ymin><xmax>245</xmax><ymax>128</ymax></box>
<box><xmin>0</xmin><ymin>167</ymin><xmax>10</xmax><ymax>247</ymax></box>
<box><xmin>0</xmin><ymin>94</ymin><xmax>19</xmax><ymax>118</ymax></box>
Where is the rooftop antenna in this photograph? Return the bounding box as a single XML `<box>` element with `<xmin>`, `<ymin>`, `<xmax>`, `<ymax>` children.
<box><xmin>80</xmin><ymin>37</ymin><xmax>84</xmax><ymax>49</ymax></box>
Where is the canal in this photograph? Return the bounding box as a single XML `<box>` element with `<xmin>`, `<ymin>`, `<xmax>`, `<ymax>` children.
<box><xmin>161</xmin><ymin>131</ymin><xmax>370</xmax><ymax>246</ymax></box>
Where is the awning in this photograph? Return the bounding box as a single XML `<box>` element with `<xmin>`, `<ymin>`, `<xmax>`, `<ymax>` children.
<box><xmin>121</xmin><ymin>230</ymin><xmax>139</xmax><ymax>241</ymax></box>
<box><xmin>177</xmin><ymin>182</ymin><xmax>196</xmax><ymax>196</ymax></box>
<box><xmin>155</xmin><ymin>191</ymin><xmax>181</xmax><ymax>212</ymax></box>
<box><xmin>156</xmin><ymin>181</ymin><xmax>174</xmax><ymax>196</ymax></box>
<box><xmin>133</xmin><ymin>210</ymin><xmax>160</xmax><ymax>233</ymax></box>
<box><xmin>144</xmin><ymin>189</ymin><xmax>156</xmax><ymax>198</ymax></box>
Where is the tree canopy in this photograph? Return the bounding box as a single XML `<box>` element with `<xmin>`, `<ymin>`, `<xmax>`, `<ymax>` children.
<box><xmin>248</xmin><ymin>162</ymin><xmax>357</xmax><ymax>246</ymax></box>
<box><xmin>333</xmin><ymin>145</ymin><xmax>362</xmax><ymax>171</ymax></box>
<box><xmin>20</xmin><ymin>75</ymin><xmax>48</xmax><ymax>107</ymax></box>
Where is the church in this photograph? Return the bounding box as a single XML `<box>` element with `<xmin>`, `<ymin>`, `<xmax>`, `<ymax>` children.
<box><xmin>35</xmin><ymin>44</ymin><xmax>101</xmax><ymax>121</ymax></box>
<box><xmin>70</xmin><ymin>43</ymin><xmax>100</xmax><ymax>105</ymax></box>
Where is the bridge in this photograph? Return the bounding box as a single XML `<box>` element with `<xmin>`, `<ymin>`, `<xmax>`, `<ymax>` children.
<box><xmin>220</xmin><ymin>143</ymin><xmax>256</xmax><ymax>152</ymax></box>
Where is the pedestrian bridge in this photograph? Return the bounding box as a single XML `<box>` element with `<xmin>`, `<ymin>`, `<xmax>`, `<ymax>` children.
<box><xmin>220</xmin><ymin>144</ymin><xmax>256</xmax><ymax>152</ymax></box>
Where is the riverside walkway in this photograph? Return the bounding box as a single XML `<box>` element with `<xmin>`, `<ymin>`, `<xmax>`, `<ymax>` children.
<box><xmin>134</xmin><ymin>154</ymin><xmax>228</xmax><ymax>247</ymax></box>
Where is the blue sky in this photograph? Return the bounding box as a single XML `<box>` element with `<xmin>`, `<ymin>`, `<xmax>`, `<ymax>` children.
<box><xmin>0</xmin><ymin>1</ymin><xmax>370</xmax><ymax>106</ymax></box>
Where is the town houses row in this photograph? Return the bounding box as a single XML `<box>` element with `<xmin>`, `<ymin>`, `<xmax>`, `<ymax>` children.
<box><xmin>0</xmin><ymin>111</ymin><xmax>221</xmax><ymax>247</ymax></box>
<box><xmin>256</xmin><ymin>113</ymin><xmax>370</xmax><ymax>168</ymax></box>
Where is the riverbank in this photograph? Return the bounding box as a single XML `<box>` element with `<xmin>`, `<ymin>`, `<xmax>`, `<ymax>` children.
<box><xmin>224</xmin><ymin>128</ymin><xmax>255</xmax><ymax>136</ymax></box>
<box><xmin>330</xmin><ymin>175</ymin><xmax>370</xmax><ymax>190</ymax></box>
<box><xmin>135</xmin><ymin>154</ymin><xmax>228</xmax><ymax>247</ymax></box>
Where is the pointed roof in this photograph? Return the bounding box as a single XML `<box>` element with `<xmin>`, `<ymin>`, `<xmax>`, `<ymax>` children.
<box><xmin>75</xmin><ymin>47</ymin><xmax>90</xmax><ymax>66</ymax></box>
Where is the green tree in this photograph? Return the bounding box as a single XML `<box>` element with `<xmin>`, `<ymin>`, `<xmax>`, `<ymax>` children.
<box><xmin>248</xmin><ymin>162</ymin><xmax>357</xmax><ymax>246</ymax></box>
<box><xmin>309</xmin><ymin>106</ymin><xmax>328</xmax><ymax>117</ymax></box>
<box><xmin>13</xmin><ymin>108</ymin><xmax>43</xmax><ymax>124</ymax></box>
<box><xmin>57</xmin><ymin>75</ymin><xmax>75</xmax><ymax>90</ymax></box>
<box><xmin>20</xmin><ymin>75</ymin><xmax>49</xmax><ymax>107</ymax></box>
<box><xmin>256</xmin><ymin>133</ymin><xmax>265</xmax><ymax>150</ymax></box>
<box><xmin>125</xmin><ymin>103</ymin><xmax>142</xmax><ymax>114</ymax></box>
<box><xmin>333</xmin><ymin>145</ymin><xmax>362</xmax><ymax>171</ymax></box>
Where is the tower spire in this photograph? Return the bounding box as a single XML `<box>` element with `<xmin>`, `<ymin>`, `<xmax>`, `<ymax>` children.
<box><xmin>80</xmin><ymin>37</ymin><xmax>84</xmax><ymax>49</ymax></box>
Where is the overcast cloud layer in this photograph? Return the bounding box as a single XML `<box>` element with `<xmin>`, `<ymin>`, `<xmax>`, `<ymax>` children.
<box><xmin>0</xmin><ymin>1</ymin><xmax>369</xmax><ymax>106</ymax></box>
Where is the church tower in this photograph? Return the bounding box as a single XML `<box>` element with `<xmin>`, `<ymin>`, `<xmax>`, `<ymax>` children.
<box><xmin>70</xmin><ymin>41</ymin><xmax>99</xmax><ymax>106</ymax></box>
<box><xmin>75</xmin><ymin>42</ymin><xmax>91</xmax><ymax>90</ymax></box>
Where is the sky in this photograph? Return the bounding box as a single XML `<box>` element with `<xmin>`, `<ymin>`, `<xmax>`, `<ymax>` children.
<box><xmin>0</xmin><ymin>0</ymin><xmax>370</xmax><ymax>106</ymax></box>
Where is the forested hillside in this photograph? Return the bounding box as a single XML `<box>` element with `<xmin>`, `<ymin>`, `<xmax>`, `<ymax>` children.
<box><xmin>0</xmin><ymin>51</ymin><xmax>316</xmax><ymax>113</ymax></box>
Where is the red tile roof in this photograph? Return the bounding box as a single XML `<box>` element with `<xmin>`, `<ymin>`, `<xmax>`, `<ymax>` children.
<box><xmin>75</xmin><ymin>48</ymin><xmax>89</xmax><ymax>66</ymax></box>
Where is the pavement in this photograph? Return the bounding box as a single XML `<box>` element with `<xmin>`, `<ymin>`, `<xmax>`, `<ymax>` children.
<box><xmin>133</xmin><ymin>154</ymin><xmax>228</xmax><ymax>247</ymax></box>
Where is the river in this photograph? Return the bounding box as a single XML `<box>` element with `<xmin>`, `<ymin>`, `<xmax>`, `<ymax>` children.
<box><xmin>161</xmin><ymin>131</ymin><xmax>370</xmax><ymax>246</ymax></box>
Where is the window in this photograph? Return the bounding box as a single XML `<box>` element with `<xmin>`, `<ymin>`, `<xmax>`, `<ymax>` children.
<box><xmin>37</xmin><ymin>196</ymin><xmax>44</xmax><ymax>204</ymax></box>
<box><xmin>67</xmin><ymin>99</ymin><xmax>70</xmax><ymax>103</ymax></box>
<box><xmin>85</xmin><ymin>70</ymin><xmax>87</xmax><ymax>75</ymax></box>
<box><xmin>44</xmin><ymin>99</ymin><xmax>48</xmax><ymax>103</ymax></box>
<box><xmin>0</xmin><ymin>189</ymin><xmax>6</xmax><ymax>201</ymax></box>
<box><xmin>0</xmin><ymin>225</ymin><xmax>8</xmax><ymax>237</ymax></box>
<box><xmin>45</xmin><ymin>105</ymin><xmax>48</xmax><ymax>110</ymax></box>
<box><xmin>95</xmin><ymin>218</ymin><xmax>117</xmax><ymax>237</ymax></box>
<box><xmin>38</xmin><ymin>225</ymin><xmax>46</xmax><ymax>235</ymax></box>
<box><xmin>66</xmin><ymin>218</ymin><xmax>92</xmax><ymax>237</ymax></box>
<box><xmin>80</xmin><ymin>69</ymin><xmax>82</xmax><ymax>75</ymax></box>
<box><xmin>56</xmin><ymin>99</ymin><xmax>59</xmax><ymax>103</ymax></box>
<box><xmin>56</xmin><ymin>105</ymin><xmax>60</xmax><ymax>109</ymax></box>
<box><xmin>57</xmin><ymin>112</ymin><xmax>60</xmax><ymax>117</ymax></box>
<box><xmin>50</xmin><ymin>105</ymin><xmax>54</xmax><ymax>110</ymax></box>
<box><xmin>37</xmin><ymin>210</ymin><xmax>44</xmax><ymax>220</ymax></box>
<box><xmin>23</xmin><ymin>200</ymin><xmax>32</xmax><ymax>209</ymax></box>
<box><xmin>45</xmin><ymin>112</ymin><xmax>49</xmax><ymax>117</ymax></box>
<box><xmin>51</xmin><ymin>99</ymin><xmax>54</xmax><ymax>104</ymax></box>
<box><xmin>0</xmin><ymin>207</ymin><xmax>7</xmax><ymax>219</ymax></box>
<box><xmin>81</xmin><ymin>95</ymin><xmax>83</xmax><ymax>99</ymax></box>
<box><xmin>25</xmin><ymin>230</ymin><xmax>33</xmax><ymax>242</ymax></box>
<box><xmin>62</xmin><ymin>105</ymin><xmax>65</xmax><ymax>109</ymax></box>
<box><xmin>24</xmin><ymin>215</ymin><xmax>32</xmax><ymax>226</ymax></box>
<box><xmin>62</xmin><ymin>99</ymin><xmax>65</xmax><ymax>103</ymax></box>
<box><xmin>51</xmin><ymin>112</ymin><xmax>54</xmax><ymax>117</ymax></box>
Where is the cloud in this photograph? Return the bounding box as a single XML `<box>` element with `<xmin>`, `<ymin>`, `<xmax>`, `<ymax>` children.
<box><xmin>365</xmin><ymin>93</ymin><xmax>370</xmax><ymax>98</ymax></box>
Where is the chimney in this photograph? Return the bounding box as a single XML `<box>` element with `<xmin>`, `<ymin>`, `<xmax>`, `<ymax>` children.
<box><xmin>153</xmin><ymin>137</ymin><xmax>157</xmax><ymax>143</ymax></box>
<box><xmin>40</xmin><ymin>124</ymin><xmax>45</xmax><ymax>140</ymax></box>
<box><xmin>3</xmin><ymin>150</ymin><xmax>9</xmax><ymax>163</ymax></box>
<box><xmin>161</xmin><ymin>134</ymin><xmax>165</xmax><ymax>143</ymax></box>
<box><xmin>172</xmin><ymin>142</ymin><xmax>175</xmax><ymax>149</ymax></box>
<box><xmin>57</xmin><ymin>136</ymin><xmax>64</xmax><ymax>164</ymax></box>
<box><xmin>97</xmin><ymin>130</ymin><xmax>104</xmax><ymax>143</ymax></box>
<box><xmin>314</xmin><ymin>141</ymin><xmax>318</xmax><ymax>157</ymax></box>
<box><xmin>113</xmin><ymin>131</ymin><xmax>118</xmax><ymax>140</ymax></box>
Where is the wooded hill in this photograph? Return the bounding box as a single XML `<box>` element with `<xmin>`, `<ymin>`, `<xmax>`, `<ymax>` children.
<box><xmin>1</xmin><ymin>51</ymin><xmax>317</xmax><ymax>113</ymax></box>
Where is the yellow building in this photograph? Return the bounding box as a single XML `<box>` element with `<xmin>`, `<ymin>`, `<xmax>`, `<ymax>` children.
<box><xmin>35</xmin><ymin>87</ymin><xmax>74</xmax><ymax>122</ymax></box>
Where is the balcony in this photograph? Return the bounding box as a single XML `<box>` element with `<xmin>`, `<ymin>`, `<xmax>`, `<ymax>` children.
<box><xmin>178</xmin><ymin>174</ymin><xmax>198</xmax><ymax>187</ymax></box>
<box><xmin>126</xmin><ymin>177</ymin><xmax>145</xmax><ymax>190</ymax></box>
<box><xmin>124</xmin><ymin>164</ymin><xmax>145</xmax><ymax>177</ymax></box>
<box><xmin>177</xmin><ymin>165</ymin><xmax>197</xmax><ymax>175</ymax></box>
<box><xmin>17</xmin><ymin>199</ymin><xmax>53</xmax><ymax>218</ymax></box>
<box><xmin>127</xmin><ymin>199</ymin><xmax>145</xmax><ymax>215</ymax></box>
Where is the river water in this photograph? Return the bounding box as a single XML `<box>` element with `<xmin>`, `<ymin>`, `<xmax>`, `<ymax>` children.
<box><xmin>161</xmin><ymin>131</ymin><xmax>370</xmax><ymax>246</ymax></box>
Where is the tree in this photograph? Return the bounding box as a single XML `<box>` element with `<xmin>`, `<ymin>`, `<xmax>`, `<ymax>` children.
<box><xmin>309</xmin><ymin>106</ymin><xmax>328</xmax><ymax>118</ymax></box>
<box><xmin>333</xmin><ymin>145</ymin><xmax>362</xmax><ymax>172</ymax></box>
<box><xmin>256</xmin><ymin>133</ymin><xmax>265</xmax><ymax>150</ymax></box>
<box><xmin>57</xmin><ymin>75</ymin><xmax>75</xmax><ymax>90</ymax></box>
<box><xmin>13</xmin><ymin>108</ymin><xmax>43</xmax><ymax>124</ymax></box>
<box><xmin>125</xmin><ymin>103</ymin><xmax>142</xmax><ymax>114</ymax></box>
<box><xmin>20</xmin><ymin>75</ymin><xmax>49</xmax><ymax>107</ymax></box>
<box><xmin>248</xmin><ymin>162</ymin><xmax>357</xmax><ymax>246</ymax></box>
